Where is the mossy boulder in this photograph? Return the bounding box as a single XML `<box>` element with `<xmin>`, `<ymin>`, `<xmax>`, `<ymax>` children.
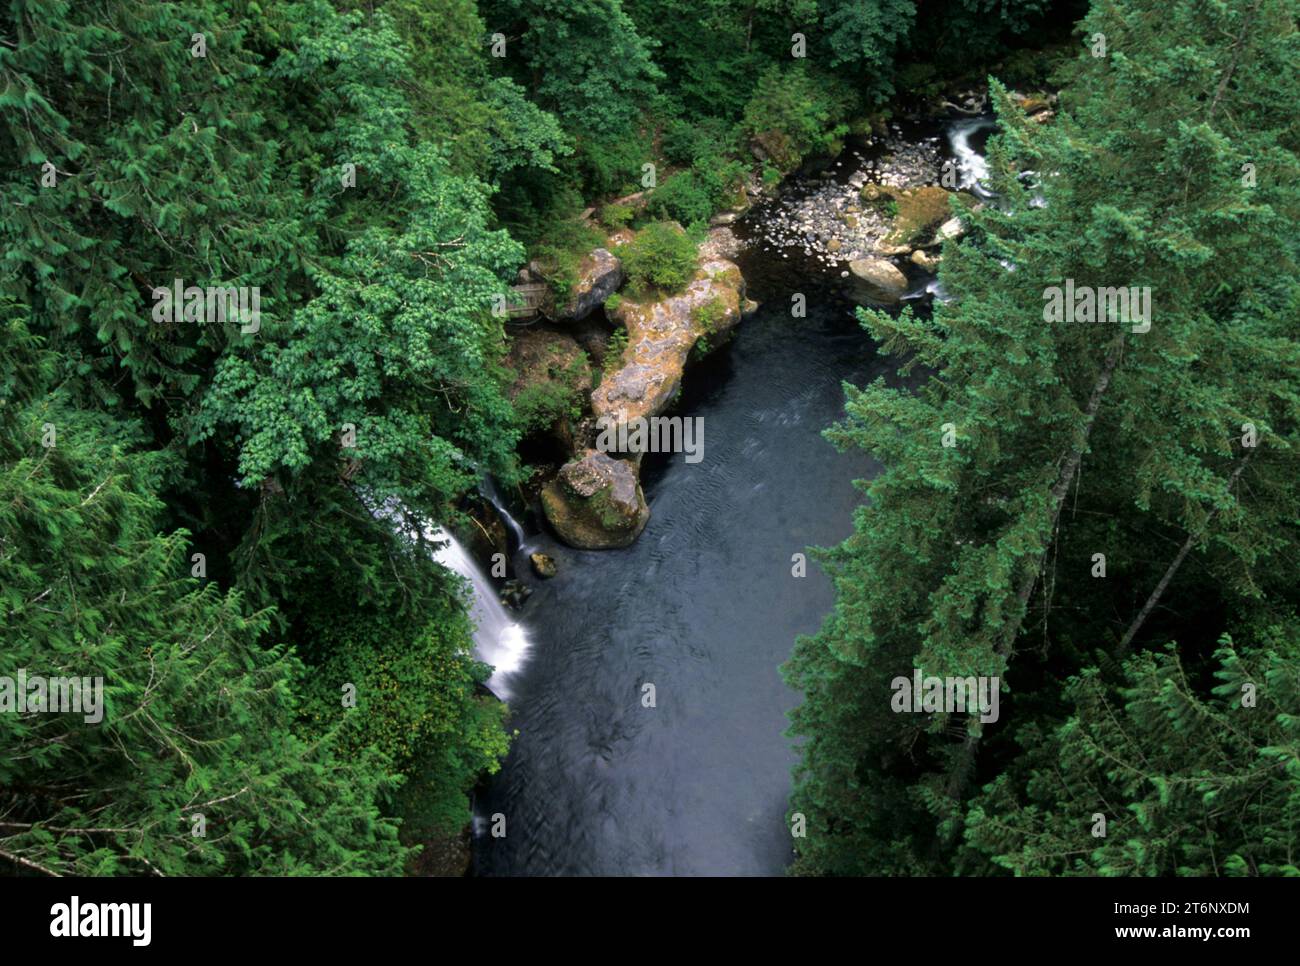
<box><xmin>876</xmin><ymin>186</ymin><xmax>955</xmax><ymax>254</ymax></box>
<box><xmin>555</xmin><ymin>248</ymin><xmax>624</xmax><ymax>321</ymax></box>
<box><xmin>541</xmin><ymin>451</ymin><xmax>649</xmax><ymax>550</ymax></box>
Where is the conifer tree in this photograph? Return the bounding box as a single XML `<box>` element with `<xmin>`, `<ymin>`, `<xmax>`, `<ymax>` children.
<box><xmin>785</xmin><ymin>0</ymin><xmax>1300</xmax><ymax>874</ymax></box>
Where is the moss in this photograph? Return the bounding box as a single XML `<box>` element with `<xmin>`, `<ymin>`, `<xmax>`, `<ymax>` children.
<box><xmin>587</xmin><ymin>486</ymin><xmax>628</xmax><ymax>532</ymax></box>
<box><xmin>880</xmin><ymin>186</ymin><xmax>956</xmax><ymax>249</ymax></box>
<box><xmin>691</xmin><ymin>296</ymin><xmax>726</xmax><ymax>335</ymax></box>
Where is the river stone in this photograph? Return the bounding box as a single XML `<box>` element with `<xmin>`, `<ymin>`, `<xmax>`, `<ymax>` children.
<box><xmin>541</xmin><ymin>451</ymin><xmax>649</xmax><ymax>550</ymax></box>
<box><xmin>529</xmin><ymin>552</ymin><xmax>558</xmax><ymax>579</ymax></box>
<box><xmin>911</xmin><ymin>249</ymin><xmax>941</xmax><ymax>272</ymax></box>
<box><xmin>555</xmin><ymin>248</ymin><xmax>624</xmax><ymax>321</ymax></box>
<box><xmin>848</xmin><ymin>258</ymin><xmax>909</xmax><ymax>304</ymax></box>
<box><xmin>936</xmin><ymin>217</ymin><xmax>966</xmax><ymax>242</ymax></box>
<box><xmin>877</xmin><ymin>186</ymin><xmax>953</xmax><ymax>255</ymax></box>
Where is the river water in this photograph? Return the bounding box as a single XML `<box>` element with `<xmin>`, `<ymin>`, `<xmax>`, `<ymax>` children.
<box><xmin>472</xmin><ymin>116</ymin><xmax>986</xmax><ymax>876</ymax></box>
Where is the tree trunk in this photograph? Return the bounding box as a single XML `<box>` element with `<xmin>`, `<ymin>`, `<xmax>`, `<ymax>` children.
<box><xmin>1115</xmin><ymin>448</ymin><xmax>1255</xmax><ymax>658</ymax></box>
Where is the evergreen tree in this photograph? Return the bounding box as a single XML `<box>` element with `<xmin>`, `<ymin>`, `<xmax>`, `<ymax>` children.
<box><xmin>785</xmin><ymin>0</ymin><xmax>1300</xmax><ymax>875</ymax></box>
<box><xmin>964</xmin><ymin>626</ymin><xmax>1300</xmax><ymax>876</ymax></box>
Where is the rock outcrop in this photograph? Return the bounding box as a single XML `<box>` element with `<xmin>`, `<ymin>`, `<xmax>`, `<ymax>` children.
<box><xmin>539</xmin><ymin>225</ymin><xmax>748</xmax><ymax>550</ymax></box>
<box><xmin>591</xmin><ymin>231</ymin><xmax>746</xmax><ymax>428</ymax></box>
<box><xmin>540</xmin><ymin>450</ymin><xmax>649</xmax><ymax>549</ymax></box>
<box><xmin>555</xmin><ymin>248</ymin><xmax>624</xmax><ymax>321</ymax></box>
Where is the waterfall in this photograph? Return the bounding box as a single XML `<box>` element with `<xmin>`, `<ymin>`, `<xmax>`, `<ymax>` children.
<box><xmin>947</xmin><ymin>117</ymin><xmax>997</xmax><ymax>198</ymax></box>
<box><xmin>428</xmin><ymin>527</ymin><xmax>530</xmax><ymax>701</ymax></box>
<box><xmin>371</xmin><ymin>496</ymin><xmax>530</xmax><ymax>701</ymax></box>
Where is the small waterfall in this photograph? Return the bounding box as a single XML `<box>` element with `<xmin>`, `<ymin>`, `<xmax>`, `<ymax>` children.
<box><xmin>428</xmin><ymin>527</ymin><xmax>530</xmax><ymax>700</ymax></box>
<box><xmin>371</xmin><ymin>496</ymin><xmax>530</xmax><ymax>701</ymax></box>
<box><xmin>479</xmin><ymin>477</ymin><xmax>527</xmax><ymax>552</ymax></box>
<box><xmin>947</xmin><ymin>117</ymin><xmax>997</xmax><ymax>198</ymax></box>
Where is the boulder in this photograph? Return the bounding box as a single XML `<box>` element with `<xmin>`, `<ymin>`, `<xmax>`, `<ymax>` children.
<box><xmin>936</xmin><ymin>217</ymin><xmax>966</xmax><ymax>242</ymax></box>
<box><xmin>555</xmin><ymin>248</ymin><xmax>624</xmax><ymax>321</ymax></box>
<box><xmin>911</xmin><ymin>249</ymin><xmax>941</xmax><ymax>272</ymax></box>
<box><xmin>848</xmin><ymin>258</ymin><xmax>909</xmax><ymax>304</ymax></box>
<box><xmin>529</xmin><ymin>552</ymin><xmax>557</xmax><ymax>579</ymax></box>
<box><xmin>541</xmin><ymin>451</ymin><xmax>649</xmax><ymax>549</ymax></box>
<box><xmin>877</xmin><ymin>186</ymin><xmax>953</xmax><ymax>254</ymax></box>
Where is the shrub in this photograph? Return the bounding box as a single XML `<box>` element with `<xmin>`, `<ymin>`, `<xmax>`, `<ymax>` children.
<box><xmin>742</xmin><ymin>63</ymin><xmax>856</xmax><ymax>172</ymax></box>
<box><xmin>661</xmin><ymin>116</ymin><xmax>738</xmax><ymax>167</ymax></box>
<box><xmin>645</xmin><ymin>171</ymin><xmax>714</xmax><ymax>226</ymax></box>
<box><xmin>513</xmin><ymin>380</ymin><xmax>579</xmax><ymax>435</ymax></box>
<box><xmin>603</xmin><ymin>325</ymin><xmax>629</xmax><ymax>379</ymax></box>
<box><xmin>600</xmin><ymin>203</ymin><xmax>635</xmax><ymax>230</ymax></box>
<box><xmin>622</xmin><ymin>221</ymin><xmax>698</xmax><ymax>296</ymax></box>
<box><xmin>531</xmin><ymin>217</ymin><xmax>607</xmax><ymax>300</ymax></box>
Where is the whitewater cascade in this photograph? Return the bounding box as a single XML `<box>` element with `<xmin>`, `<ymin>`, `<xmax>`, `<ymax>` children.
<box><xmin>479</xmin><ymin>477</ymin><xmax>528</xmax><ymax>551</ymax></box>
<box><xmin>947</xmin><ymin>117</ymin><xmax>997</xmax><ymax>197</ymax></box>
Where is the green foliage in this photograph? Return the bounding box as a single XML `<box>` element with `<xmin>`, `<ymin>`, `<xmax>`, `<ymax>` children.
<box><xmin>646</xmin><ymin>157</ymin><xmax>746</xmax><ymax>227</ymax></box>
<box><xmin>0</xmin><ymin>310</ymin><xmax>409</xmax><ymax>875</ymax></box>
<box><xmin>963</xmin><ymin>630</ymin><xmax>1300</xmax><ymax>877</ymax></box>
<box><xmin>483</xmin><ymin>0</ymin><xmax>663</xmax><ymax>137</ymax></box>
<box><xmin>601</xmin><ymin>326</ymin><xmax>630</xmax><ymax>382</ymax></box>
<box><xmin>692</xmin><ymin>297</ymin><xmax>727</xmax><ymax>335</ymax></box>
<box><xmin>820</xmin><ymin>0</ymin><xmax>917</xmax><ymax>90</ymax></box>
<box><xmin>742</xmin><ymin>63</ymin><xmax>856</xmax><ymax>172</ymax></box>
<box><xmin>380</xmin><ymin>0</ymin><xmax>570</xmax><ymax>182</ymax></box>
<box><xmin>0</xmin><ymin>0</ymin><xmax>518</xmax><ymax>874</ymax></box>
<box><xmin>510</xmin><ymin>347</ymin><xmax>589</xmax><ymax>436</ymax></box>
<box><xmin>513</xmin><ymin>381</ymin><xmax>579</xmax><ymax>435</ymax></box>
<box><xmin>600</xmin><ymin>203</ymin><xmax>635</xmax><ymax>230</ymax></box>
<box><xmin>576</xmin><ymin>125</ymin><xmax>658</xmax><ymax>198</ymax></box>
<box><xmin>299</xmin><ymin>607</ymin><xmax>510</xmax><ymax>836</ymax></box>
<box><xmin>645</xmin><ymin>171</ymin><xmax>716</xmax><ymax>226</ymax></box>
<box><xmin>529</xmin><ymin>218</ymin><xmax>608</xmax><ymax>301</ymax></box>
<box><xmin>622</xmin><ymin>222</ymin><xmax>699</xmax><ymax>296</ymax></box>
